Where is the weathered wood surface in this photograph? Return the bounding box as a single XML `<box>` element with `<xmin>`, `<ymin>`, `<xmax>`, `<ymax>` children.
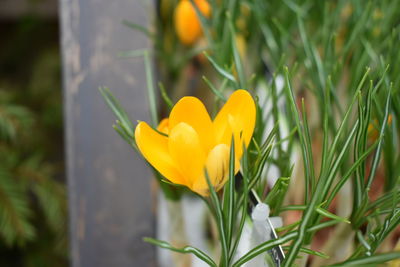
<box><xmin>0</xmin><ymin>0</ymin><xmax>57</xmax><ymax>19</ymax></box>
<box><xmin>59</xmin><ymin>0</ymin><xmax>156</xmax><ymax>266</ymax></box>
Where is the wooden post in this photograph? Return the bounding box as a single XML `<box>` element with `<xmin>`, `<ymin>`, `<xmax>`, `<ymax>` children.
<box><xmin>59</xmin><ymin>0</ymin><xmax>156</xmax><ymax>266</ymax></box>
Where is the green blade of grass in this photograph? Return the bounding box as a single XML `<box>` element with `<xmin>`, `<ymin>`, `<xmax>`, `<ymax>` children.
<box><xmin>204</xmin><ymin>170</ymin><xmax>228</xmax><ymax>266</ymax></box>
<box><xmin>143</xmin><ymin>51</ymin><xmax>158</xmax><ymax>127</ymax></box>
<box><xmin>144</xmin><ymin>237</ymin><xmax>217</xmax><ymax>267</ymax></box>
<box><xmin>327</xmin><ymin>252</ymin><xmax>400</xmax><ymax>267</ymax></box>
<box><xmin>204</xmin><ymin>52</ymin><xmax>237</xmax><ymax>83</ymax></box>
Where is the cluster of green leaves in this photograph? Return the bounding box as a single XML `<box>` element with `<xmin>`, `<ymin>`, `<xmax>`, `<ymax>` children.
<box><xmin>243</xmin><ymin>1</ymin><xmax>400</xmax><ymax>266</ymax></box>
<box><xmin>0</xmin><ymin>18</ymin><xmax>67</xmax><ymax>266</ymax></box>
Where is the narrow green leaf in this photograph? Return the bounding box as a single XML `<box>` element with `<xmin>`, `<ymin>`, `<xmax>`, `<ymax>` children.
<box><xmin>143</xmin><ymin>51</ymin><xmax>158</xmax><ymax>126</ymax></box>
<box><xmin>327</xmin><ymin>68</ymin><xmax>369</xmax><ymax>164</ymax></box>
<box><xmin>328</xmin><ymin>252</ymin><xmax>400</xmax><ymax>266</ymax></box>
<box><xmin>283</xmin><ymin>67</ymin><xmax>312</xmax><ymax>204</ymax></box>
<box><xmin>204</xmin><ymin>170</ymin><xmax>228</xmax><ymax>266</ymax></box>
<box><xmin>301</xmin><ymin>99</ymin><xmax>316</xmax><ymax>194</ymax></box>
<box><xmin>118</xmin><ymin>49</ymin><xmax>147</xmax><ymax>58</ymax></box>
<box><xmin>279</xmin><ymin>205</ymin><xmax>307</xmax><ymax>212</ymax></box>
<box><xmin>122</xmin><ymin>20</ymin><xmax>154</xmax><ymax>38</ymax></box>
<box><xmin>143</xmin><ymin>237</ymin><xmax>217</xmax><ymax>267</ymax></box>
<box><xmin>320</xmin><ymin>120</ymin><xmax>360</xmax><ymax>202</ymax></box>
<box><xmin>365</xmin><ymin>87</ymin><xmax>391</xmax><ymax>190</ymax></box>
<box><xmin>326</xmin><ymin>141</ymin><xmax>378</xmax><ymax>206</ymax></box>
<box><xmin>356</xmin><ymin>231</ymin><xmax>371</xmax><ymax>252</ymax></box>
<box><xmin>229</xmin><ymin>143</ymin><xmax>250</xmax><ymax>262</ymax></box>
<box><xmin>316</xmin><ymin>206</ymin><xmax>350</xmax><ymax>224</ymax></box>
<box><xmin>202</xmin><ymin>76</ymin><xmax>227</xmax><ymax>101</ymax></box>
<box><xmin>223</xmin><ymin>137</ymin><xmax>235</xmax><ymax>250</ymax></box>
<box><xmin>204</xmin><ymin>52</ymin><xmax>237</xmax><ymax>83</ymax></box>
<box><xmin>158</xmin><ymin>82</ymin><xmax>173</xmax><ymax>110</ymax></box>
<box><xmin>112</xmin><ymin>124</ymin><xmax>137</xmax><ymax>151</ymax></box>
<box><xmin>227</xmin><ymin>12</ymin><xmax>246</xmax><ymax>88</ymax></box>
<box><xmin>99</xmin><ymin>87</ymin><xmax>134</xmax><ymax>137</ymax></box>
<box><xmin>265</xmin><ymin>176</ymin><xmax>290</xmax><ymax>214</ymax></box>
<box><xmin>282</xmin><ymin>246</ymin><xmax>329</xmax><ymax>259</ymax></box>
<box><xmin>276</xmin><ymin>221</ymin><xmax>300</xmax><ymax>233</ymax></box>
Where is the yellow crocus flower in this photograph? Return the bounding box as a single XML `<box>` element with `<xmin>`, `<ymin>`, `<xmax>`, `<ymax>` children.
<box><xmin>135</xmin><ymin>90</ymin><xmax>256</xmax><ymax>196</ymax></box>
<box><xmin>174</xmin><ymin>0</ymin><xmax>211</xmax><ymax>45</ymax></box>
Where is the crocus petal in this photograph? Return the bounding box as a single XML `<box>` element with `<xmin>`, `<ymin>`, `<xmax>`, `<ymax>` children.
<box><xmin>168</xmin><ymin>122</ymin><xmax>206</xmax><ymax>190</ymax></box>
<box><xmin>213</xmin><ymin>89</ymin><xmax>256</xmax><ymax>157</ymax></box>
<box><xmin>192</xmin><ymin>144</ymin><xmax>240</xmax><ymax>196</ymax></box>
<box><xmin>135</xmin><ymin>122</ymin><xmax>184</xmax><ymax>184</ymax></box>
<box><xmin>169</xmin><ymin>96</ymin><xmax>215</xmax><ymax>152</ymax></box>
<box><xmin>157</xmin><ymin>118</ymin><xmax>169</xmax><ymax>135</ymax></box>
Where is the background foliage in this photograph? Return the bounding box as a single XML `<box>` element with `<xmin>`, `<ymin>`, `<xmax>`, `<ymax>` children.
<box><xmin>0</xmin><ymin>15</ymin><xmax>67</xmax><ymax>267</ymax></box>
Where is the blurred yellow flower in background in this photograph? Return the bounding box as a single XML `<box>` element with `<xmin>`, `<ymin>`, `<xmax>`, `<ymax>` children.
<box><xmin>174</xmin><ymin>0</ymin><xmax>211</xmax><ymax>45</ymax></box>
<box><xmin>368</xmin><ymin>114</ymin><xmax>392</xmax><ymax>142</ymax></box>
<box><xmin>135</xmin><ymin>90</ymin><xmax>256</xmax><ymax>196</ymax></box>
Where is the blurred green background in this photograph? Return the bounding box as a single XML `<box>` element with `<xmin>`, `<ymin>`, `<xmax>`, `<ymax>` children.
<box><xmin>0</xmin><ymin>0</ymin><xmax>68</xmax><ymax>266</ymax></box>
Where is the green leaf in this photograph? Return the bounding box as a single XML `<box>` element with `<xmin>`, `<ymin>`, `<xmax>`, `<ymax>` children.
<box><xmin>143</xmin><ymin>51</ymin><xmax>158</xmax><ymax>126</ymax></box>
<box><xmin>229</xmin><ymin>144</ymin><xmax>250</xmax><ymax>262</ymax></box>
<box><xmin>265</xmin><ymin>176</ymin><xmax>290</xmax><ymax>214</ymax></box>
<box><xmin>276</xmin><ymin>221</ymin><xmax>301</xmax><ymax>233</ymax></box>
<box><xmin>204</xmin><ymin>170</ymin><xmax>228</xmax><ymax>266</ymax></box>
<box><xmin>222</xmin><ymin>137</ymin><xmax>235</xmax><ymax>250</ymax></box>
<box><xmin>365</xmin><ymin>87</ymin><xmax>392</xmax><ymax>191</ymax></box>
<box><xmin>327</xmin><ymin>252</ymin><xmax>400</xmax><ymax>266</ymax></box>
<box><xmin>118</xmin><ymin>49</ymin><xmax>147</xmax><ymax>58</ymax></box>
<box><xmin>284</xmin><ymin>67</ymin><xmax>312</xmax><ymax>203</ymax></box>
<box><xmin>122</xmin><ymin>20</ymin><xmax>154</xmax><ymax>38</ymax></box>
<box><xmin>143</xmin><ymin>237</ymin><xmax>217</xmax><ymax>267</ymax></box>
<box><xmin>316</xmin><ymin>206</ymin><xmax>350</xmax><ymax>224</ymax></box>
<box><xmin>301</xmin><ymin>99</ymin><xmax>316</xmax><ymax>194</ymax></box>
<box><xmin>158</xmin><ymin>82</ymin><xmax>174</xmax><ymax>110</ymax></box>
<box><xmin>204</xmin><ymin>52</ymin><xmax>237</xmax><ymax>83</ymax></box>
<box><xmin>326</xmin><ymin>141</ymin><xmax>378</xmax><ymax>206</ymax></box>
<box><xmin>282</xmin><ymin>246</ymin><xmax>329</xmax><ymax>259</ymax></box>
<box><xmin>202</xmin><ymin>76</ymin><xmax>227</xmax><ymax>101</ymax></box>
<box><xmin>99</xmin><ymin>87</ymin><xmax>134</xmax><ymax>137</ymax></box>
<box><xmin>227</xmin><ymin>12</ymin><xmax>246</xmax><ymax>88</ymax></box>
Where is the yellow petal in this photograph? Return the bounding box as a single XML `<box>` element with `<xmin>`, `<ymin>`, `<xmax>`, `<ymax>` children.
<box><xmin>168</xmin><ymin>122</ymin><xmax>206</xmax><ymax>190</ymax></box>
<box><xmin>169</xmin><ymin>96</ymin><xmax>214</xmax><ymax>152</ymax></box>
<box><xmin>213</xmin><ymin>89</ymin><xmax>256</xmax><ymax>157</ymax></box>
<box><xmin>135</xmin><ymin>122</ymin><xmax>184</xmax><ymax>184</ymax></box>
<box><xmin>157</xmin><ymin>118</ymin><xmax>169</xmax><ymax>135</ymax></box>
<box><xmin>192</xmin><ymin>144</ymin><xmax>240</xmax><ymax>196</ymax></box>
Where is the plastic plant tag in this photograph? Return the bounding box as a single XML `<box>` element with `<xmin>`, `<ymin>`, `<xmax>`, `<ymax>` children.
<box><xmin>251</xmin><ymin>202</ymin><xmax>285</xmax><ymax>266</ymax></box>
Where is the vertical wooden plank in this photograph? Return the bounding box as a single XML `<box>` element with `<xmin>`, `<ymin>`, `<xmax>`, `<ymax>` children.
<box><xmin>59</xmin><ymin>0</ymin><xmax>156</xmax><ymax>266</ymax></box>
